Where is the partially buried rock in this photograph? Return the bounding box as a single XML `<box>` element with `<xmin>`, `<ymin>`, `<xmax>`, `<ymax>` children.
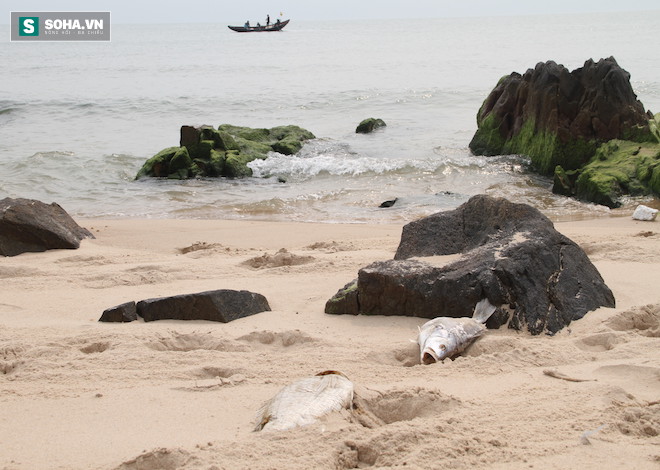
<box><xmin>0</xmin><ymin>198</ymin><xmax>94</xmax><ymax>257</ymax></box>
<box><xmin>325</xmin><ymin>195</ymin><xmax>615</xmax><ymax>335</ymax></box>
<box><xmin>136</xmin><ymin>289</ymin><xmax>270</xmax><ymax>322</ymax></box>
<box><xmin>99</xmin><ymin>301</ymin><xmax>138</xmax><ymax>323</ymax></box>
<box><xmin>356</xmin><ymin>118</ymin><xmax>386</xmax><ymax>134</ymax></box>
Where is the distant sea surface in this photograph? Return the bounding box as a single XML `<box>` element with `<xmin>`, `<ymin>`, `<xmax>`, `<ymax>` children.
<box><xmin>2</xmin><ymin>12</ymin><xmax>659</xmax><ymax>223</ymax></box>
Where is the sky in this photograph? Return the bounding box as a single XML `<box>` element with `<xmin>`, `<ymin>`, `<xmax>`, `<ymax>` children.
<box><xmin>3</xmin><ymin>0</ymin><xmax>659</xmax><ymax>24</ymax></box>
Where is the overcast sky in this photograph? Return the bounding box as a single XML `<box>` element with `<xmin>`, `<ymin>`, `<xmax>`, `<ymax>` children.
<box><xmin>4</xmin><ymin>0</ymin><xmax>659</xmax><ymax>24</ymax></box>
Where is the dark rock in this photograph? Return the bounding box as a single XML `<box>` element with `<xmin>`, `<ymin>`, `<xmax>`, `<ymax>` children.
<box><xmin>356</xmin><ymin>118</ymin><xmax>387</xmax><ymax>134</ymax></box>
<box><xmin>99</xmin><ymin>301</ymin><xmax>138</xmax><ymax>323</ymax></box>
<box><xmin>179</xmin><ymin>125</ymin><xmax>201</xmax><ymax>147</ymax></box>
<box><xmin>136</xmin><ymin>289</ymin><xmax>271</xmax><ymax>322</ymax></box>
<box><xmin>379</xmin><ymin>198</ymin><xmax>398</xmax><ymax>208</ymax></box>
<box><xmin>326</xmin><ymin>195</ymin><xmax>615</xmax><ymax>335</ymax></box>
<box><xmin>324</xmin><ymin>280</ymin><xmax>359</xmax><ymax>315</ymax></box>
<box><xmin>469</xmin><ymin>57</ymin><xmax>654</xmax><ymax>175</ymax></box>
<box><xmin>0</xmin><ymin>198</ymin><xmax>94</xmax><ymax>257</ymax></box>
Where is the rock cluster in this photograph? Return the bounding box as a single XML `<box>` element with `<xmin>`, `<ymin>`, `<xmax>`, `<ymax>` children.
<box><xmin>136</xmin><ymin>124</ymin><xmax>315</xmax><ymax>180</ymax></box>
<box><xmin>99</xmin><ymin>289</ymin><xmax>271</xmax><ymax>323</ymax></box>
<box><xmin>0</xmin><ymin>198</ymin><xmax>94</xmax><ymax>257</ymax></box>
<box><xmin>325</xmin><ymin>195</ymin><xmax>615</xmax><ymax>335</ymax></box>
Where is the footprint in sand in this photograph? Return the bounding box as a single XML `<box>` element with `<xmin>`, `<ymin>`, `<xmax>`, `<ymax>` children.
<box><xmin>1</xmin><ymin>345</ymin><xmax>25</xmax><ymax>374</ymax></box>
<box><xmin>79</xmin><ymin>342</ymin><xmax>111</xmax><ymax>354</ymax></box>
<box><xmin>55</xmin><ymin>254</ymin><xmax>113</xmax><ymax>266</ymax></box>
<box><xmin>336</xmin><ymin>388</ymin><xmax>461</xmax><ymax>468</ymax></box>
<box><xmin>573</xmin><ymin>332</ymin><xmax>623</xmax><ymax>352</ymax></box>
<box><xmin>358</xmin><ymin>387</ymin><xmax>461</xmax><ymax>424</ymax></box>
<box><xmin>613</xmin><ymin>402</ymin><xmax>660</xmax><ymax>438</ymax></box>
<box><xmin>146</xmin><ymin>332</ymin><xmax>249</xmax><ymax>353</ymax></box>
<box><xmin>177</xmin><ymin>241</ymin><xmax>228</xmax><ymax>256</ymax></box>
<box><xmin>241</xmin><ymin>248</ymin><xmax>315</xmax><ymax>269</ymax></box>
<box><xmin>236</xmin><ymin>330</ymin><xmax>319</xmax><ymax>348</ymax></box>
<box><xmin>306</xmin><ymin>241</ymin><xmax>353</xmax><ymax>253</ymax></box>
<box><xmin>606</xmin><ymin>304</ymin><xmax>660</xmax><ymax>337</ymax></box>
<box><xmin>187</xmin><ymin>365</ymin><xmax>245</xmax><ymax>380</ymax></box>
<box><xmin>595</xmin><ymin>364</ymin><xmax>660</xmax><ymax>403</ymax></box>
<box><xmin>114</xmin><ymin>448</ymin><xmax>193</xmax><ymax>470</ymax></box>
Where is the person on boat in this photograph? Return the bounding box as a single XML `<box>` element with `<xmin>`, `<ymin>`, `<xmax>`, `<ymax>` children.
<box><xmin>275</xmin><ymin>18</ymin><xmax>281</xmax><ymax>25</ymax></box>
<box><xmin>266</xmin><ymin>15</ymin><xmax>270</xmax><ymax>26</ymax></box>
<box><xmin>244</xmin><ymin>20</ymin><xmax>250</xmax><ymax>28</ymax></box>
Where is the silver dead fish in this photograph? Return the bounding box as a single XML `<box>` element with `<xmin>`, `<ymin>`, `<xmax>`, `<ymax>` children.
<box><xmin>254</xmin><ymin>370</ymin><xmax>354</xmax><ymax>432</ymax></box>
<box><xmin>417</xmin><ymin>298</ymin><xmax>497</xmax><ymax>364</ymax></box>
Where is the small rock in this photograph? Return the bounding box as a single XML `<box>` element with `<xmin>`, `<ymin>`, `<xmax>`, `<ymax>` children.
<box><xmin>356</xmin><ymin>118</ymin><xmax>386</xmax><ymax>134</ymax></box>
<box><xmin>99</xmin><ymin>301</ymin><xmax>138</xmax><ymax>323</ymax></box>
<box><xmin>632</xmin><ymin>205</ymin><xmax>658</xmax><ymax>221</ymax></box>
<box><xmin>379</xmin><ymin>198</ymin><xmax>398</xmax><ymax>208</ymax></box>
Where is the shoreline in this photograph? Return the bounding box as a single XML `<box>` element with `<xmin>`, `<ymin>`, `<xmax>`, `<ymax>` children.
<box><xmin>1</xmin><ymin>215</ymin><xmax>658</xmax><ymax>469</ymax></box>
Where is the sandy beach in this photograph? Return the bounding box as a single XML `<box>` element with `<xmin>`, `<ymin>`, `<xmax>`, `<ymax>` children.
<box><xmin>0</xmin><ymin>214</ymin><xmax>658</xmax><ymax>469</ymax></box>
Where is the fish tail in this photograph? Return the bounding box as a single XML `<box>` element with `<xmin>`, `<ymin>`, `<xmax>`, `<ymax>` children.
<box><xmin>472</xmin><ymin>298</ymin><xmax>497</xmax><ymax>323</ymax></box>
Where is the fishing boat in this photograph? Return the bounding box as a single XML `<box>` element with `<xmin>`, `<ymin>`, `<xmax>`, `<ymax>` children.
<box><xmin>228</xmin><ymin>19</ymin><xmax>289</xmax><ymax>32</ymax></box>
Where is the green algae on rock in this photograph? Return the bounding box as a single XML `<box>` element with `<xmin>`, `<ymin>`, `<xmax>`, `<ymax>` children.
<box><xmin>356</xmin><ymin>118</ymin><xmax>386</xmax><ymax>134</ymax></box>
<box><xmin>553</xmin><ymin>139</ymin><xmax>660</xmax><ymax>208</ymax></box>
<box><xmin>136</xmin><ymin>124</ymin><xmax>315</xmax><ymax>180</ymax></box>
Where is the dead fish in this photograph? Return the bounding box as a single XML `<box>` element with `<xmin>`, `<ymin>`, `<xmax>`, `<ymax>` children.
<box><xmin>254</xmin><ymin>370</ymin><xmax>354</xmax><ymax>432</ymax></box>
<box><xmin>417</xmin><ymin>298</ymin><xmax>497</xmax><ymax>364</ymax></box>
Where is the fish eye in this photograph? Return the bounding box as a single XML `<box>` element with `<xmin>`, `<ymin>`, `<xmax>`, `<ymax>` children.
<box><xmin>440</xmin><ymin>344</ymin><xmax>446</xmax><ymax>351</ymax></box>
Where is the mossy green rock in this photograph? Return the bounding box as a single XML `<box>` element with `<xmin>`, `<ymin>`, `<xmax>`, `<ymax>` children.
<box><xmin>356</xmin><ymin>118</ymin><xmax>386</xmax><ymax>134</ymax></box>
<box><xmin>224</xmin><ymin>152</ymin><xmax>255</xmax><ymax>178</ymax></box>
<box><xmin>135</xmin><ymin>146</ymin><xmax>182</xmax><ymax>179</ymax></box>
<box><xmin>136</xmin><ymin>124</ymin><xmax>315</xmax><ymax>180</ymax></box>
<box><xmin>553</xmin><ymin>140</ymin><xmax>660</xmax><ymax>208</ymax></box>
<box><xmin>324</xmin><ymin>279</ymin><xmax>359</xmax><ymax>315</ymax></box>
<box><xmin>271</xmin><ymin>138</ymin><xmax>303</xmax><ymax>155</ymax></box>
<box><xmin>469</xmin><ymin>58</ymin><xmax>653</xmax><ymax>174</ymax></box>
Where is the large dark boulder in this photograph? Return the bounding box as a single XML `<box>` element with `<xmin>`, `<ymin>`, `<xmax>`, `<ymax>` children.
<box><xmin>0</xmin><ymin>198</ymin><xmax>94</xmax><ymax>257</ymax></box>
<box><xmin>469</xmin><ymin>57</ymin><xmax>654</xmax><ymax>175</ymax></box>
<box><xmin>136</xmin><ymin>124</ymin><xmax>315</xmax><ymax>180</ymax></box>
<box><xmin>325</xmin><ymin>195</ymin><xmax>615</xmax><ymax>335</ymax></box>
<box><xmin>136</xmin><ymin>289</ymin><xmax>271</xmax><ymax>322</ymax></box>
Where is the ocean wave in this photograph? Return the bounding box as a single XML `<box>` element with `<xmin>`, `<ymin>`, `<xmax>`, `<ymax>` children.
<box><xmin>249</xmin><ymin>140</ymin><xmax>528</xmax><ymax>180</ymax></box>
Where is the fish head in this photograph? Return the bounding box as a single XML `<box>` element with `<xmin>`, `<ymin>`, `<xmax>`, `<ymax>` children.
<box><xmin>421</xmin><ymin>335</ymin><xmax>452</xmax><ymax>364</ymax></box>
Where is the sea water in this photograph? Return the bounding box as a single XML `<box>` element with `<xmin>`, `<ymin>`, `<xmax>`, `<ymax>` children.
<box><xmin>1</xmin><ymin>12</ymin><xmax>659</xmax><ymax>222</ymax></box>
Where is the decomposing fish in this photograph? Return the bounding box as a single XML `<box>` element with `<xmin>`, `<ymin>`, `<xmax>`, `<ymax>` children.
<box><xmin>254</xmin><ymin>370</ymin><xmax>354</xmax><ymax>432</ymax></box>
<box><xmin>417</xmin><ymin>298</ymin><xmax>497</xmax><ymax>364</ymax></box>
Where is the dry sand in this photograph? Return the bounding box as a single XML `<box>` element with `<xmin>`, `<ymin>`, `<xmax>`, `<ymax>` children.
<box><xmin>0</xmin><ymin>215</ymin><xmax>658</xmax><ymax>469</ymax></box>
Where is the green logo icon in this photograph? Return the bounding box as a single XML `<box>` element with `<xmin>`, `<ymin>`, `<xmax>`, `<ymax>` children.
<box><xmin>19</xmin><ymin>17</ymin><xmax>39</xmax><ymax>36</ymax></box>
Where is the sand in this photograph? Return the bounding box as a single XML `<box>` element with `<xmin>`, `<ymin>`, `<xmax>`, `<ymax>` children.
<box><xmin>0</xmin><ymin>215</ymin><xmax>658</xmax><ymax>469</ymax></box>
